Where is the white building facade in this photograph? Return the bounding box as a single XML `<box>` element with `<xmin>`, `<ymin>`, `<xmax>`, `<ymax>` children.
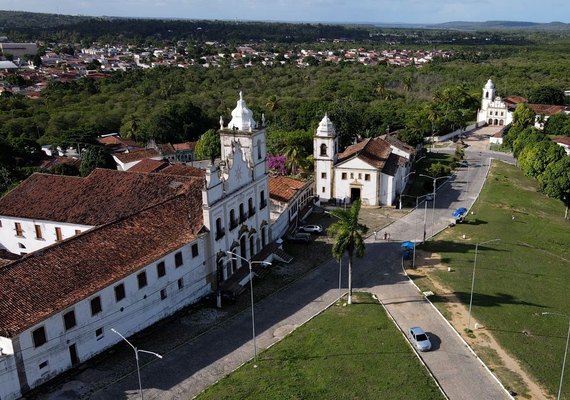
<box><xmin>314</xmin><ymin>116</ymin><xmax>415</xmax><ymax>207</ymax></box>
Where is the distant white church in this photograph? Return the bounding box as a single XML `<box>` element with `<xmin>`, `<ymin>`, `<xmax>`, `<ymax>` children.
<box><xmin>314</xmin><ymin>115</ymin><xmax>416</xmax><ymax>207</ymax></box>
<box><xmin>477</xmin><ymin>78</ymin><xmax>569</xmax><ymax>128</ymax></box>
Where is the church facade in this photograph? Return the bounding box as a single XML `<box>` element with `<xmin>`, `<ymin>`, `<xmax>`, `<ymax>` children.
<box><xmin>314</xmin><ymin>115</ymin><xmax>416</xmax><ymax>207</ymax></box>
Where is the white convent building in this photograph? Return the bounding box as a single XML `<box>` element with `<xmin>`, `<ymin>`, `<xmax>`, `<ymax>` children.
<box><xmin>314</xmin><ymin>115</ymin><xmax>416</xmax><ymax>207</ymax></box>
<box><xmin>0</xmin><ymin>93</ymin><xmax>271</xmax><ymax>400</ymax></box>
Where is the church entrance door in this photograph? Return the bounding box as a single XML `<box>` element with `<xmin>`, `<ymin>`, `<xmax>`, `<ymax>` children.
<box><xmin>350</xmin><ymin>187</ymin><xmax>361</xmax><ymax>202</ymax></box>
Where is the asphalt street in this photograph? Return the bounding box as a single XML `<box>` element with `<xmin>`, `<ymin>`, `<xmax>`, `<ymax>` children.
<box><xmin>61</xmin><ymin>127</ymin><xmax>515</xmax><ymax>400</ymax></box>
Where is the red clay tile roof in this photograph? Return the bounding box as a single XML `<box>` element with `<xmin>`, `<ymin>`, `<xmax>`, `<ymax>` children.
<box><xmin>173</xmin><ymin>141</ymin><xmax>197</xmax><ymax>151</ymax></box>
<box><xmin>114</xmin><ymin>148</ymin><xmax>162</xmax><ymax>163</ymax></box>
<box><xmin>269</xmin><ymin>176</ymin><xmax>308</xmax><ymax>203</ymax></box>
<box><xmin>158</xmin><ymin>143</ymin><xmax>176</xmax><ymax>154</ymax></box>
<box><xmin>338</xmin><ymin>137</ymin><xmax>392</xmax><ymax>169</ymax></box>
<box><xmin>159</xmin><ymin>164</ymin><xmax>206</xmax><ymax>178</ymax></box>
<box><xmin>0</xmin><ymin>169</ymin><xmax>202</xmax><ymax>226</ymax></box>
<box><xmin>527</xmin><ymin>104</ymin><xmax>569</xmax><ymax>116</ymax></box>
<box><xmin>381</xmin><ymin>134</ymin><xmax>416</xmax><ymax>155</ymax></box>
<box><xmin>128</xmin><ymin>159</ymin><xmax>170</xmax><ymax>173</ymax></box>
<box><xmin>0</xmin><ymin>185</ymin><xmax>204</xmax><ymax>337</ymax></box>
<box><xmin>98</xmin><ymin>136</ymin><xmax>137</xmax><ymax>147</ymax></box>
<box><xmin>503</xmin><ymin>95</ymin><xmax>527</xmax><ymax>105</ymax></box>
<box><xmin>552</xmin><ymin>136</ymin><xmax>570</xmax><ymax>146</ymax></box>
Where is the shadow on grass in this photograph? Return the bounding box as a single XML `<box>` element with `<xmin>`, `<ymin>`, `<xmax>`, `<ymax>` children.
<box><xmin>432</xmin><ymin>291</ymin><xmax>546</xmax><ymax>310</ymax></box>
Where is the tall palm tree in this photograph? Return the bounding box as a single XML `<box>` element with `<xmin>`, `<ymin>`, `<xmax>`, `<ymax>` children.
<box><xmin>328</xmin><ymin>199</ymin><xmax>369</xmax><ymax>304</ymax></box>
<box><xmin>284</xmin><ymin>145</ymin><xmax>303</xmax><ymax>176</ymax></box>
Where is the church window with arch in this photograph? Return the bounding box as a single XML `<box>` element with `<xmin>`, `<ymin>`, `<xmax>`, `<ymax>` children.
<box><xmin>320</xmin><ymin>143</ymin><xmax>327</xmax><ymax>156</ymax></box>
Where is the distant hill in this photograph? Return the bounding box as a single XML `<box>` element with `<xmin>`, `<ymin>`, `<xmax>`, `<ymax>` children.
<box><xmin>431</xmin><ymin>20</ymin><xmax>570</xmax><ymax>31</ymax></box>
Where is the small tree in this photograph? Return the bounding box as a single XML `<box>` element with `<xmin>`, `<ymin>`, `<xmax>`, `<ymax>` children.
<box><xmin>194</xmin><ymin>129</ymin><xmax>220</xmax><ymax>165</ymax></box>
<box><xmin>539</xmin><ymin>157</ymin><xmax>570</xmax><ymax>219</ymax></box>
<box><xmin>512</xmin><ymin>103</ymin><xmax>536</xmax><ymax>130</ymax></box>
<box><xmin>79</xmin><ymin>146</ymin><xmax>115</xmax><ymax>177</ymax></box>
<box><xmin>328</xmin><ymin>199</ymin><xmax>369</xmax><ymax>305</ymax></box>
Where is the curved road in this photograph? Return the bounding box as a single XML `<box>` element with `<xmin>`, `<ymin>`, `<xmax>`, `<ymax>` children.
<box><xmin>66</xmin><ymin>127</ymin><xmax>514</xmax><ymax>400</ymax></box>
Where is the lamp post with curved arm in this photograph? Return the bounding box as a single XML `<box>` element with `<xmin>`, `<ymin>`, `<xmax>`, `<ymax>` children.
<box><xmin>419</xmin><ymin>173</ymin><xmax>452</xmax><ymax>235</ymax></box>
<box><xmin>111</xmin><ymin>328</ymin><xmax>162</xmax><ymax>400</ymax></box>
<box><xmin>226</xmin><ymin>250</ymin><xmax>271</xmax><ymax>368</ymax></box>
<box><xmin>542</xmin><ymin>312</ymin><xmax>570</xmax><ymax>400</ymax></box>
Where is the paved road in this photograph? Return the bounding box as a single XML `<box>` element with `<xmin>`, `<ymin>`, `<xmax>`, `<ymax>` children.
<box><xmin>63</xmin><ymin>127</ymin><xmax>514</xmax><ymax>400</ymax></box>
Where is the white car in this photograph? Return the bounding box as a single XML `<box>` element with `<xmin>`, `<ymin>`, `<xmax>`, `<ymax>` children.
<box><xmin>298</xmin><ymin>225</ymin><xmax>324</xmax><ymax>234</ymax></box>
<box><xmin>409</xmin><ymin>326</ymin><xmax>432</xmax><ymax>352</ymax></box>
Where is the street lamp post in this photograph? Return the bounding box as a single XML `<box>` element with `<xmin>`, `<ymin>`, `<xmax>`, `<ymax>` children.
<box><xmin>110</xmin><ymin>328</ymin><xmax>162</xmax><ymax>400</ymax></box>
<box><xmin>467</xmin><ymin>239</ymin><xmax>500</xmax><ymax>332</ymax></box>
<box><xmin>542</xmin><ymin>312</ymin><xmax>570</xmax><ymax>400</ymax></box>
<box><xmin>226</xmin><ymin>251</ymin><xmax>271</xmax><ymax>368</ymax></box>
<box><xmin>398</xmin><ymin>172</ymin><xmax>416</xmax><ymax>210</ymax></box>
<box><xmin>419</xmin><ymin>174</ymin><xmax>452</xmax><ymax>234</ymax></box>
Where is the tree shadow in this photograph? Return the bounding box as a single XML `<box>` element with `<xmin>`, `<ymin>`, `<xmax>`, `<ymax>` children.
<box><xmin>432</xmin><ymin>291</ymin><xmax>546</xmax><ymax>310</ymax></box>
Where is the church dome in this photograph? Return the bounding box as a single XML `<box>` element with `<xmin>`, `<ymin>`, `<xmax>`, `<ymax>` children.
<box><xmin>228</xmin><ymin>91</ymin><xmax>257</xmax><ymax>131</ymax></box>
<box><xmin>484</xmin><ymin>79</ymin><xmax>495</xmax><ymax>89</ymax></box>
<box><xmin>316</xmin><ymin>114</ymin><xmax>336</xmax><ymax>137</ymax></box>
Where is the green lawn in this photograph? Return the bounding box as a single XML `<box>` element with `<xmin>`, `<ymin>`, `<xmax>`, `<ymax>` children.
<box><xmin>197</xmin><ymin>292</ymin><xmax>444</xmax><ymax>400</ymax></box>
<box><xmin>419</xmin><ymin>160</ymin><xmax>570</xmax><ymax>398</ymax></box>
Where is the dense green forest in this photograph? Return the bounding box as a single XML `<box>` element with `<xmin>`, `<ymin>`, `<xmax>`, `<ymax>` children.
<box><xmin>1</xmin><ymin>13</ymin><xmax>570</xmax><ymax>205</ymax></box>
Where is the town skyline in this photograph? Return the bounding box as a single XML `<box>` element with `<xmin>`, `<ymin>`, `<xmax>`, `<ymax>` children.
<box><xmin>1</xmin><ymin>0</ymin><xmax>569</xmax><ymax>25</ymax></box>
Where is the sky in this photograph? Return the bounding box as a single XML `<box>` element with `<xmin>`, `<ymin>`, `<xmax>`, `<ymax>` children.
<box><xmin>0</xmin><ymin>0</ymin><xmax>569</xmax><ymax>24</ymax></box>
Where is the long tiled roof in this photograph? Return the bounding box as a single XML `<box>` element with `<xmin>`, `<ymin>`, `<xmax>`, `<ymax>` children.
<box><xmin>0</xmin><ymin>183</ymin><xmax>204</xmax><ymax>337</ymax></box>
<box><xmin>0</xmin><ymin>169</ymin><xmax>201</xmax><ymax>225</ymax></box>
<box><xmin>338</xmin><ymin>137</ymin><xmax>392</xmax><ymax>169</ymax></box>
<box><xmin>527</xmin><ymin>103</ymin><xmax>569</xmax><ymax>116</ymax></box>
<box><xmin>128</xmin><ymin>159</ymin><xmax>170</xmax><ymax>173</ymax></box>
<box><xmin>269</xmin><ymin>176</ymin><xmax>308</xmax><ymax>203</ymax></box>
<box><xmin>552</xmin><ymin>136</ymin><xmax>570</xmax><ymax>146</ymax></box>
<box><xmin>114</xmin><ymin>148</ymin><xmax>161</xmax><ymax>163</ymax></box>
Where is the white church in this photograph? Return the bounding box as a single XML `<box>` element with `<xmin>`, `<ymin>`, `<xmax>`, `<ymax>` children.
<box><xmin>0</xmin><ymin>93</ymin><xmax>272</xmax><ymax>400</ymax></box>
<box><xmin>314</xmin><ymin>115</ymin><xmax>416</xmax><ymax>207</ymax></box>
<box><xmin>477</xmin><ymin>78</ymin><xmax>569</xmax><ymax>128</ymax></box>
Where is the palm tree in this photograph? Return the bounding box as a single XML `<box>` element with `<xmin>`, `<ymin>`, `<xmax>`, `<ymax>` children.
<box><xmin>327</xmin><ymin>199</ymin><xmax>369</xmax><ymax>304</ymax></box>
<box><xmin>284</xmin><ymin>145</ymin><xmax>303</xmax><ymax>176</ymax></box>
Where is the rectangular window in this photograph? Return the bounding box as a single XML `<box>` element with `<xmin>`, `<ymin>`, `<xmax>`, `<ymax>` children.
<box><xmin>39</xmin><ymin>360</ymin><xmax>49</xmax><ymax>369</ymax></box>
<box><xmin>137</xmin><ymin>271</ymin><xmax>148</xmax><ymax>289</ymax></box>
<box><xmin>191</xmin><ymin>244</ymin><xmax>198</xmax><ymax>258</ymax></box>
<box><xmin>350</xmin><ymin>173</ymin><xmax>354</xmax><ymax>179</ymax></box>
<box><xmin>178</xmin><ymin>278</ymin><xmax>184</xmax><ymax>290</ymax></box>
<box><xmin>114</xmin><ymin>283</ymin><xmax>126</xmax><ymax>302</ymax></box>
<box><xmin>95</xmin><ymin>327</ymin><xmax>104</xmax><ymax>339</ymax></box>
<box><xmin>341</xmin><ymin>172</ymin><xmax>347</xmax><ymax>180</ymax></box>
<box><xmin>321</xmin><ymin>172</ymin><xmax>326</xmax><ymax>179</ymax></box>
<box><xmin>365</xmin><ymin>174</ymin><xmax>370</xmax><ymax>181</ymax></box>
<box><xmin>175</xmin><ymin>252</ymin><xmax>183</xmax><ymax>267</ymax></box>
<box><xmin>90</xmin><ymin>296</ymin><xmax>102</xmax><ymax>316</ymax></box>
<box><xmin>35</xmin><ymin>225</ymin><xmax>43</xmax><ymax>239</ymax></box>
<box><xmin>322</xmin><ymin>186</ymin><xmax>325</xmax><ymax>193</ymax></box>
<box><xmin>160</xmin><ymin>288</ymin><xmax>167</xmax><ymax>300</ymax></box>
<box><xmin>63</xmin><ymin>310</ymin><xmax>76</xmax><ymax>330</ymax></box>
<box><xmin>55</xmin><ymin>227</ymin><xmax>62</xmax><ymax>241</ymax></box>
<box><xmin>32</xmin><ymin>327</ymin><xmax>47</xmax><ymax>347</ymax></box>
<box><xmin>15</xmin><ymin>222</ymin><xmax>23</xmax><ymax>237</ymax></box>
<box><xmin>156</xmin><ymin>261</ymin><xmax>166</xmax><ymax>278</ymax></box>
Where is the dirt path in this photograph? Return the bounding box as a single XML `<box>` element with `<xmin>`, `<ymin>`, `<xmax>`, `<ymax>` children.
<box><xmin>408</xmin><ymin>250</ymin><xmax>551</xmax><ymax>400</ymax></box>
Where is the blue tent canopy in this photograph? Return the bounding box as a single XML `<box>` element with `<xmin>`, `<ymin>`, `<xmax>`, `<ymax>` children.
<box><xmin>400</xmin><ymin>241</ymin><xmax>415</xmax><ymax>249</ymax></box>
<box><xmin>452</xmin><ymin>207</ymin><xmax>468</xmax><ymax>218</ymax></box>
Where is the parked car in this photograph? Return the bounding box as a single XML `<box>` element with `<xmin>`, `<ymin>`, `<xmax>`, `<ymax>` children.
<box><xmin>298</xmin><ymin>224</ymin><xmax>324</xmax><ymax>234</ymax></box>
<box><xmin>409</xmin><ymin>326</ymin><xmax>432</xmax><ymax>352</ymax></box>
<box><xmin>286</xmin><ymin>232</ymin><xmax>311</xmax><ymax>244</ymax></box>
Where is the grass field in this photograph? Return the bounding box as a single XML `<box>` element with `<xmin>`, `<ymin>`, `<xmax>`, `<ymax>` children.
<box><xmin>419</xmin><ymin>160</ymin><xmax>570</xmax><ymax>398</ymax></box>
<box><xmin>196</xmin><ymin>292</ymin><xmax>444</xmax><ymax>400</ymax></box>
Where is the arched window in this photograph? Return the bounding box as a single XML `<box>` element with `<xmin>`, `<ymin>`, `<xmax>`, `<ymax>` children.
<box><xmin>320</xmin><ymin>143</ymin><xmax>327</xmax><ymax>156</ymax></box>
<box><xmin>488</xmin><ymin>119</ymin><xmax>493</xmax><ymax>125</ymax></box>
<box><xmin>499</xmin><ymin>120</ymin><xmax>504</xmax><ymax>126</ymax></box>
<box><xmin>485</xmin><ymin>91</ymin><xmax>489</xmax><ymax>99</ymax></box>
<box><xmin>494</xmin><ymin>119</ymin><xmax>499</xmax><ymax>125</ymax></box>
